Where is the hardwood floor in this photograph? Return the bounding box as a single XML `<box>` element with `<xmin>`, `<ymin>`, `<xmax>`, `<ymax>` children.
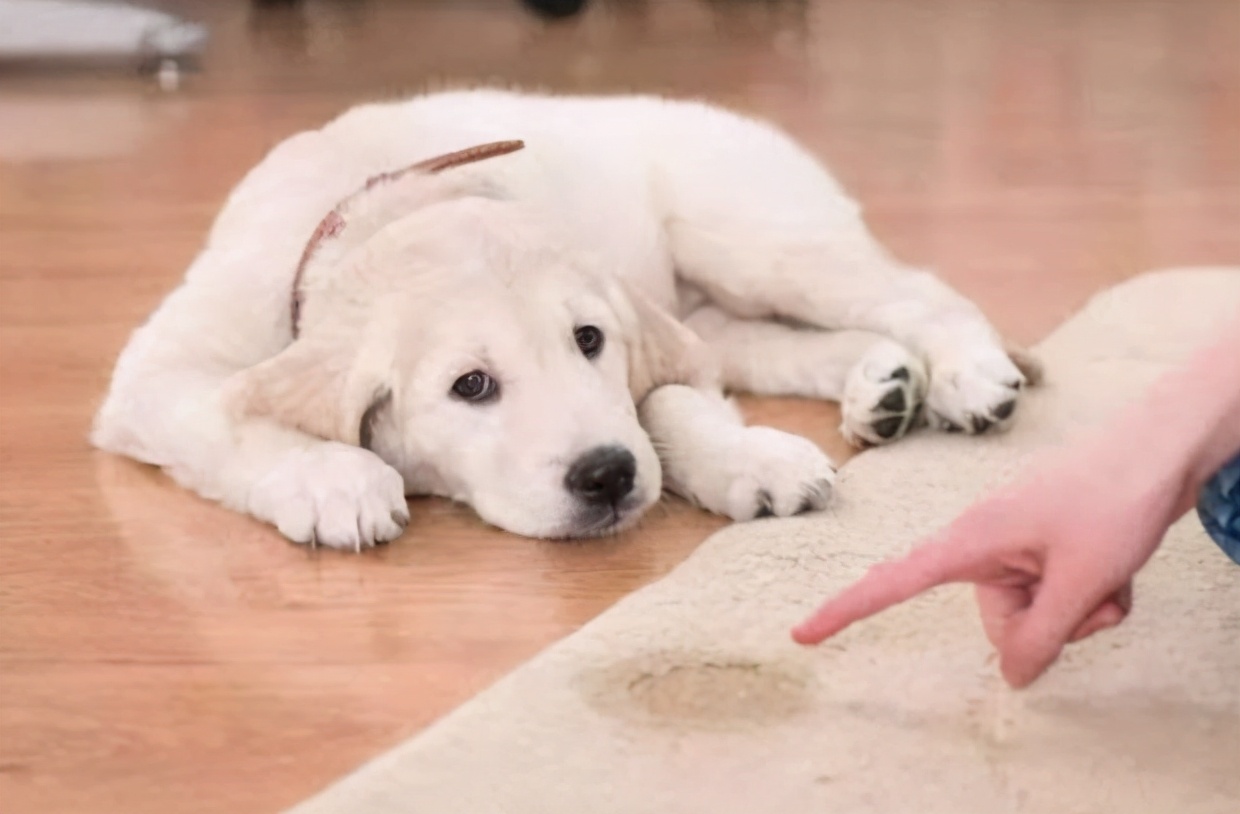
<box><xmin>1</xmin><ymin>1</ymin><xmax>1237</xmax><ymax>811</ymax></box>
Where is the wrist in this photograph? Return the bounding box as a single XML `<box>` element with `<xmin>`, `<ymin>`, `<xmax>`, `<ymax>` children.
<box><xmin>1106</xmin><ymin>381</ymin><xmax>1240</xmax><ymax>520</ymax></box>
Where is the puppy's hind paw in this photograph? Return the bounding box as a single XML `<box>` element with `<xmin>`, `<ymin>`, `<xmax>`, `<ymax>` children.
<box><xmin>927</xmin><ymin>346</ymin><xmax>1028</xmax><ymax>436</ymax></box>
<box><xmin>840</xmin><ymin>341</ymin><xmax>928</xmax><ymax>448</ymax></box>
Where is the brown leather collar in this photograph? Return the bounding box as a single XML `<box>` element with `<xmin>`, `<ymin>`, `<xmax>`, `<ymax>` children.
<box><xmin>289</xmin><ymin>140</ymin><xmax>525</xmax><ymax>337</ymax></box>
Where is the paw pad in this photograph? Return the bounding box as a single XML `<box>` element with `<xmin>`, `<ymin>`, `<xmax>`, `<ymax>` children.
<box><xmin>841</xmin><ymin>347</ymin><xmax>928</xmax><ymax>448</ymax></box>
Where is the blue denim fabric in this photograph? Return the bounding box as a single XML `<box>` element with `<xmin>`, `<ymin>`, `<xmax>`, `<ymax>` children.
<box><xmin>1198</xmin><ymin>451</ymin><xmax>1240</xmax><ymax>564</ymax></box>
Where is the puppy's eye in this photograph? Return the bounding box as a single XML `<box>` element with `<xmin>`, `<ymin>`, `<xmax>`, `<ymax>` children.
<box><xmin>451</xmin><ymin>371</ymin><xmax>498</xmax><ymax>403</ymax></box>
<box><xmin>574</xmin><ymin>325</ymin><xmax>604</xmax><ymax>359</ymax></box>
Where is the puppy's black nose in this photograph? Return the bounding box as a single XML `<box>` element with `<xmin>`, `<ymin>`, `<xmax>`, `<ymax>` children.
<box><xmin>565</xmin><ymin>446</ymin><xmax>636</xmax><ymax>506</ymax></box>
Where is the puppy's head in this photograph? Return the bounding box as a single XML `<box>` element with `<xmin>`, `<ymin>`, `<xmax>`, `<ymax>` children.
<box><xmin>227</xmin><ymin>145</ymin><xmax>710</xmax><ymax>539</ymax></box>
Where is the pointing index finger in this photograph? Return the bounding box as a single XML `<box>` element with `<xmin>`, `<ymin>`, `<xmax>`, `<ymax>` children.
<box><xmin>790</xmin><ymin>532</ymin><xmax>979</xmax><ymax>645</ymax></box>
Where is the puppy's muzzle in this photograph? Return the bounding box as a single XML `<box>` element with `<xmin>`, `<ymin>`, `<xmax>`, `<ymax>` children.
<box><xmin>564</xmin><ymin>445</ymin><xmax>636</xmax><ymax>506</ymax></box>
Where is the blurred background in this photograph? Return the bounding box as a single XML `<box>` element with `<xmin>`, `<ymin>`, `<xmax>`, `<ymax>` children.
<box><xmin>4</xmin><ymin>0</ymin><xmax>1236</xmax><ymax>335</ymax></box>
<box><xmin>1</xmin><ymin>2</ymin><xmax>1237</xmax><ymax>813</ymax></box>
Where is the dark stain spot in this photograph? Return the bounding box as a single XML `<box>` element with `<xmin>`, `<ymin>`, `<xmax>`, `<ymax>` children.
<box><xmin>970</xmin><ymin>414</ymin><xmax>992</xmax><ymax>434</ymax></box>
<box><xmin>889</xmin><ymin>366</ymin><xmax>910</xmax><ymax>381</ymax></box>
<box><xmin>993</xmin><ymin>399</ymin><xmax>1016</xmax><ymax>420</ymax></box>
<box><xmin>754</xmin><ymin>490</ymin><xmax>775</xmax><ymax>518</ymax></box>
<box><xmin>577</xmin><ymin>651</ymin><xmax>815</xmax><ymax>732</ymax></box>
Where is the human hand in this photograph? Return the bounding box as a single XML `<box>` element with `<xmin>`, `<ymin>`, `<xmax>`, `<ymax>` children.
<box><xmin>791</xmin><ymin>442</ymin><xmax>1189</xmax><ymax>688</ymax></box>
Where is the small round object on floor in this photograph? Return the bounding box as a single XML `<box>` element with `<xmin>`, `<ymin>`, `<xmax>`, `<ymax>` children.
<box><xmin>521</xmin><ymin>0</ymin><xmax>588</xmax><ymax>20</ymax></box>
<box><xmin>157</xmin><ymin>59</ymin><xmax>181</xmax><ymax>92</ymax></box>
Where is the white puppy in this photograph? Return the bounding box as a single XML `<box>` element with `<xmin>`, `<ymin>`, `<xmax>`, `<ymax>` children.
<box><xmin>92</xmin><ymin>89</ymin><xmax>1039</xmax><ymax>549</ymax></box>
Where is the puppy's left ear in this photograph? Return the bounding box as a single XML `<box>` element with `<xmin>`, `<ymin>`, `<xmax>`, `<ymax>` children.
<box><xmin>223</xmin><ymin>338</ymin><xmax>389</xmax><ymax>447</ymax></box>
<box><xmin>608</xmin><ymin>281</ymin><xmax>719</xmax><ymax>402</ymax></box>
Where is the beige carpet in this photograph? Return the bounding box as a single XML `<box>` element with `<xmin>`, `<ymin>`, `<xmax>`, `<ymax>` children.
<box><xmin>289</xmin><ymin>268</ymin><xmax>1240</xmax><ymax>814</ymax></box>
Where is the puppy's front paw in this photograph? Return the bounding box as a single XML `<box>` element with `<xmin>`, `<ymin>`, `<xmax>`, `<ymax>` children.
<box><xmin>926</xmin><ymin>346</ymin><xmax>1026</xmax><ymax>435</ymax></box>
<box><xmin>723</xmin><ymin>427</ymin><xmax>836</xmax><ymax>521</ymax></box>
<box><xmin>840</xmin><ymin>341</ymin><xmax>928</xmax><ymax>448</ymax></box>
<box><xmin>248</xmin><ymin>443</ymin><xmax>410</xmax><ymax>550</ymax></box>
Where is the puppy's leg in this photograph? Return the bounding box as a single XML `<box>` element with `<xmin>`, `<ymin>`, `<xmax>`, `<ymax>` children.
<box><xmin>657</xmin><ymin>108</ymin><xmax>1036</xmax><ymax>434</ymax></box>
<box><xmin>639</xmin><ymin>384</ymin><xmax>836</xmax><ymax>520</ymax></box>
<box><xmin>92</xmin><ymin>129</ymin><xmax>417</xmax><ymax>549</ymax></box>
<box><xmin>673</xmin><ymin>221</ymin><xmax>1025</xmax><ymax>435</ymax></box>
<box><xmin>93</xmin><ymin>362</ymin><xmax>409</xmax><ymax>550</ymax></box>
<box><xmin>685</xmin><ymin>306</ymin><xmax>928</xmax><ymax>447</ymax></box>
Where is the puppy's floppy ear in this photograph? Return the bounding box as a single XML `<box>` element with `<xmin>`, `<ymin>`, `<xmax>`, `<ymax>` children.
<box><xmin>224</xmin><ymin>338</ymin><xmax>390</xmax><ymax>447</ymax></box>
<box><xmin>608</xmin><ymin>281</ymin><xmax>719</xmax><ymax>403</ymax></box>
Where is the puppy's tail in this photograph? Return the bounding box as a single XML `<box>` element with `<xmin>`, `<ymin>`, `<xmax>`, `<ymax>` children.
<box><xmin>1005</xmin><ymin>341</ymin><xmax>1045</xmax><ymax>387</ymax></box>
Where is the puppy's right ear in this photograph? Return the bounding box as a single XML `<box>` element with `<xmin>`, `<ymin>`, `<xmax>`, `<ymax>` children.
<box><xmin>608</xmin><ymin>281</ymin><xmax>720</xmax><ymax>403</ymax></box>
<box><xmin>223</xmin><ymin>338</ymin><xmax>388</xmax><ymax>447</ymax></box>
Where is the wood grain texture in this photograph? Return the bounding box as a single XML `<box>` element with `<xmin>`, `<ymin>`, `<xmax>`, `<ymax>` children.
<box><xmin>1</xmin><ymin>1</ymin><xmax>1237</xmax><ymax>812</ymax></box>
